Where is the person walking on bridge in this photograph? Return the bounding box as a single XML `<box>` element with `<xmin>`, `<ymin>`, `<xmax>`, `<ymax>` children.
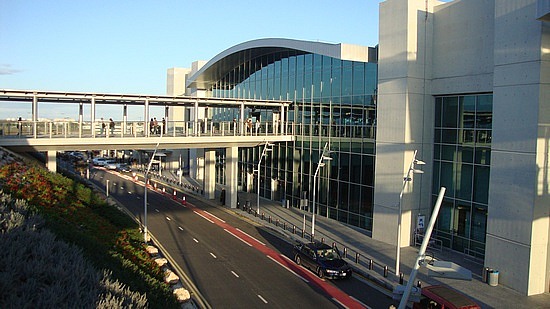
<box><xmin>109</xmin><ymin>118</ymin><xmax>115</xmax><ymax>136</ymax></box>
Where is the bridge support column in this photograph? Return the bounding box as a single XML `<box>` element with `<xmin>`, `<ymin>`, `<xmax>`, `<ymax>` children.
<box><xmin>46</xmin><ymin>150</ymin><xmax>56</xmax><ymax>173</ymax></box>
<box><xmin>226</xmin><ymin>147</ymin><xmax>238</xmax><ymax>209</ymax></box>
<box><xmin>203</xmin><ymin>149</ymin><xmax>216</xmax><ymax>200</ymax></box>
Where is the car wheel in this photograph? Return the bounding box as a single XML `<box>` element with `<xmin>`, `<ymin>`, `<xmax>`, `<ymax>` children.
<box><xmin>295</xmin><ymin>255</ymin><xmax>301</xmax><ymax>265</ymax></box>
<box><xmin>317</xmin><ymin>267</ymin><xmax>324</xmax><ymax>279</ymax></box>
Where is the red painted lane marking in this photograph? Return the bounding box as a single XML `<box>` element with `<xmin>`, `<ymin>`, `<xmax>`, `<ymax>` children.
<box><xmin>185</xmin><ymin>202</ymin><xmax>365</xmax><ymax>309</ymax></box>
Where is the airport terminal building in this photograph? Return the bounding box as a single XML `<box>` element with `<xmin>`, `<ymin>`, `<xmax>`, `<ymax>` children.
<box><xmin>167</xmin><ymin>0</ymin><xmax>549</xmax><ymax>296</ymax></box>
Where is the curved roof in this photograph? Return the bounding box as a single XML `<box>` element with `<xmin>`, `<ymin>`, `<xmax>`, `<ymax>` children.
<box><xmin>187</xmin><ymin>38</ymin><xmax>376</xmax><ymax>89</ymax></box>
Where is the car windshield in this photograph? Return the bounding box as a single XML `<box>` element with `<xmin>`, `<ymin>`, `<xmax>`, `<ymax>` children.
<box><xmin>316</xmin><ymin>248</ymin><xmax>340</xmax><ymax>260</ymax></box>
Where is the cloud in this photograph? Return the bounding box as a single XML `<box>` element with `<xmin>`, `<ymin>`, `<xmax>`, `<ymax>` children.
<box><xmin>0</xmin><ymin>64</ymin><xmax>22</xmax><ymax>75</ymax></box>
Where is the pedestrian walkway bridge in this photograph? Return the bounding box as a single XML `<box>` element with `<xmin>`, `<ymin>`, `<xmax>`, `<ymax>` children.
<box><xmin>0</xmin><ymin>89</ymin><xmax>295</xmax><ymax>152</ymax></box>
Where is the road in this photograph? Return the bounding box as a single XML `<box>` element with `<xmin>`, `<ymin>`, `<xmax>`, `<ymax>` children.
<box><xmin>89</xmin><ymin>167</ymin><xmax>394</xmax><ymax>309</ymax></box>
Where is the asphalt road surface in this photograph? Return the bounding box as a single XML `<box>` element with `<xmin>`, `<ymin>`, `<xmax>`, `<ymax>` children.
<box><xmin>89</xmin><ymin>167</ymin><xmax>394</xmax><ymax>309</ymax></box>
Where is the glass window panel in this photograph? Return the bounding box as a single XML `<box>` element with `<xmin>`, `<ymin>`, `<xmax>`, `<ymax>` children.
<box><xmin>456</xmin><ymin>163</ymin><xmax>473</xmax><ymax>200</ymax></box>
<box><xmin>475</xmin><ymin>147</ymin><xmax>491</xmax><ymax>165</ymax></box>
<box><xmin>440</xmin><ymin>162</ymin><xmax>455</xmax><ymax>196</ymax></box>
<box><xmin>349</xmin><ymin>184</ymin><xmax>360</xmax><ymax>213</ymax></box>
<box><xmin>436</xmin><ymin>198</ymin><xmax>454</xmax><ymax>233</ymax></box>
<box><xmin>435</xmin><ymin>97</ymin><xmax>443</xmax><ymax>127</ymax></box>
<box><xmin>434</xmin><ymin>129</ymin><xmax>442</xmax><ymax>144</ymax></box>
<box><xmin>352</xmin><ymin>64</ymin><xmax>365</xmax><ymax>96</ymax></box>
<box><xmin>459</xmin><ymin>96</ymin><xmax>476</xmax><ymax>128</ymax></box>
<box><xmin>362</xmin><ymin>155</ymin><xmax>374</xmax><ymax>186</ymax></box>
<box><xmin>471</xmin><ymin>204</ymin><xmax>487</xmax><ymax>242</ymax></box>
<box><xmin>459</xmin><ymin>146</ymin><xmax>474</xmax><ymax>163</ymax></box>
<box><xmin>432</xmin><ymin>161</ymin><xmax>440</xmax><ymax>193</ymax></box>
<box><xmin>342</xmin><ymin>62</ymin><xmax>353</xmax><ymax>96</ymax></box>
<box><xmin>455</xmin><ymin>201</ymin><xmax>471</xmax><ymax>238</ymax></box>
<box><xmin>339</xmin><ymin>182</ymin><xmax>349</xmax><ymax>210</ymax></box>
<box><xmin>476</xmin><ymin>95</ymin><xmax>493</xmax><ymax>129</ymax></box>
<box><xmin>441</xmin><ymin>145</ymin><xmax>456</xmax><ymax>161</ymax></box>
<box><xmin>339</xmin><ymin>152</ymin><xmax>350</xmax><ymax>182</ymax></box>
<box><xmin>473</xmin><ymin>166</ymin><xmax>490</xmax><ymax>204</ymax></box>
<box><xmin>461</xmin><ymin>129</ymin><xmax>475</xmax><ymax>143</ymax></box>
<box><xmin>434</xmin><ymin>144</ymin><xmax>441</xmax><ymax>160</ymax></box>
<box><xmin>441</xmin><ymin>97</ymin><xmax>459</xmax><ymax>128</ymax></box>
<box><xmin>441</xmin><ymin>129</ymin><xmax>458</xmax><ymax>144</ymax></box>
<box><xmin>350</xmin><ymin>154</ymin><xmax>362</xmax><ymax>183</ymax></box>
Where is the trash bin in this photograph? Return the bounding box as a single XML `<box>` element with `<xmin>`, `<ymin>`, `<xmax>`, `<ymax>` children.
<box><xmin>488</xmin><ymin>270</ymin><xmax>499</xmax><ymax>286</ymax></box>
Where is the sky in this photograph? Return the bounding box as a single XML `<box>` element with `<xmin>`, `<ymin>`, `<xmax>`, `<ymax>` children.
<box><xmin>0</xmin><ymin>0</ymin><xmax>383</xmax><ymax>119</ymax></box>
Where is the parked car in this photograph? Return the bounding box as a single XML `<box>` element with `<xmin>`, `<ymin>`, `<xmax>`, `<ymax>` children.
<box><xmin>115</xmin><ymin>163</ymin><xmax>132</xmax><ymax>173</ymax></box>
<box><xmin>293</xmin><ymin>241</ymin><xmax>352</xmax><ymax>279</ymax></box>
<box><xmin>413</xmin><ymin>285</ymin><xmax>481</xmax><ymax>309</ymax></box>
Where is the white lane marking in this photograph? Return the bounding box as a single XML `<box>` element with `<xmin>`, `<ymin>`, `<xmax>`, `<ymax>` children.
<box><xmin>267</xmin><ymin>255</ymin><xmax>308</xmax><ymax>283</ymax></box>
<box><xmin>178</xmin><ymin>226</ymin><xmax>183</xmax><ymax>231</ymax></box>
<box><xmin>136</xmin><ymin>196</ymin><xmax>141</xmax><ymax>199</ymax></box>
<box><xmin>155</xmin><ymin>209</ymin><xmax>159</xmax><ymax>212</ymax></box>
<box><xmin>128</xmin><ymin>191</ymin><xmax>132</xmax><ymax>194</ymax></box>
<box><xmin>194</xmin><ymin>211</ymin><xmax>214</xmax><ymax>223</ymax></box>
<box><xmin>210</xmin><ymin>252</ymin><xmax>217</xmax><ymax>259</ymax></box>
<box><xmin>203</xmin><ymin>210</ymin><xmax>225</xmax><ymax>223</ymax></box>
<box><xmin>257</xmin><ymin>295</ymin><xmax>268</xmax><ymax>304</ymax></box>
<box><xmin>332</xmin><ymin>298</ymin><xmax>348</xmax><ymax>309</ymax></box>
<box><xmin>193</xmin><ymin>238</ymin><xmax>199</xmax><ymax>243</ymax></box>
<box><xmin>231</xmin><ymin>271</ymin><xmax>239</xmax><ymax>278</ymax></box>
<box><xmin>236</xmin><ymin>228</ymin><xmax>265</xmax><ymax>246</ymax></box>
<box><xmin>166</xmin><ymin>217</ymin><xmax>171</xmax><ymax>221</ymax></box>
<box><xmin>224</xmin><ymin>229</ymin><xmax>252</xmax><ymax>247</ymax></box>
<box><xmin>349</xmin><ymin>296</ymin><xmax>370</xmax><ymax>309</ymax></box>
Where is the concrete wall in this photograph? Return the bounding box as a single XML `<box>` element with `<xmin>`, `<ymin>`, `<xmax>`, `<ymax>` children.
<box><xmin>486</xmin><ymin>0</ymin><xmax>550</xmax><ymax>296</ymax></box>
<box><xmin>373</xmin><ymin>0</ymin><xmax>440</xmax><ymax>247</ymax></box>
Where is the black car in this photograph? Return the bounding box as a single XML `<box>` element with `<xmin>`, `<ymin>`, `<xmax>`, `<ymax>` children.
<box><xmin>293</xmin><ymin>241</ymin><xmax>352</xmax><ymax>279</ymax></box>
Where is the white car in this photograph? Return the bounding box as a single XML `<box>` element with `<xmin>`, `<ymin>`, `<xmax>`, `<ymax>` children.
<box><xmin>104</xmin><ymin>160</ymin><xmax>117</xmax><ymax>170</ymax></box>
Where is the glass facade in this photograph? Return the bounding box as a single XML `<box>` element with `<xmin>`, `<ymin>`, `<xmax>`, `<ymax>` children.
<box><xmin>208</xmin><ymin>49</ymin><xmax>378</xmax><ymax>231</ymax></box>
<box><xmin>432</xmin><ymin>94</ymin><xmax>492</xmax><ymax>256</ymax></box>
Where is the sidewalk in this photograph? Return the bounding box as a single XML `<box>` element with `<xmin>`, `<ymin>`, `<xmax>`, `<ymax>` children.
<box><xmin>157</xmin><ymin>171</ymin><xmax>550</xmax><ymax>309</ymax></box>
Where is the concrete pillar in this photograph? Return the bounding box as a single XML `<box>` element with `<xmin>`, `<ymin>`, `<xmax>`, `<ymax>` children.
<box><xmin>46</xmin><ymin>150</ymin><xmax>56</xmax><ymax>172</ymax></box>
<box><xmin>226</xmin><ymin>147</ymin><xmax>238</xmax><ymax>208</ymax></box>
<box><xmin>203</xmin><ymin>150</ymin><xmax>216</xmax><ymax>200</ymax></box>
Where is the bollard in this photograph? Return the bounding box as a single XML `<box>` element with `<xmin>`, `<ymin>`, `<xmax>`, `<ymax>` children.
<box><xmin>173</xmin><ymin>190</ymin><xmax>176</xmax><ymax>200</ymax></box>
<box><xmin>293</xmin><ymin>225</ymin><xmax>296</xmax><ymax>234</ymax></box>
<box><xmin>417</xmin><ymin>281</ymin><xmax>422</xmax><ymax>288</ymax></box>
<box><xmin>283</xmin><ymin>222</ymin><xmax>286</xmax><ymax>230</ymax></box>
<box><xmin>399</xmin><ymin>272</ymin><xmax>404</xmax><ymax>284</ymax></box>
<box><xmin>154</xmin><ymin>183</ymin><xmax>157</xmax><ymax>190</ymax></box>
<box><xmin>162</xmin><ymin>187</ymin><xmax>165</xmax><ymax>193</ymax></box>
<box><xmin>276</xmin><ymin>219</ymin><xmax>279</xmax><ymax>227</ymax></box>
<box><xmin>268</xmin><ymin>215</ymin><xmax>272</xmax><ymax>223</ymax></box>
<box><xmin>181</xmin><ymin>196</ymin><xmax>186</xmax><ymax>205</ymax></box>
<box><xmin>332</xmin><ymin>242</ymin><xmax>336</xmax><ymax>248</ymax></box>
<box><xmin>383</xmin><ymin>266</ymin><xmax>388</xmax><ymax>277</ymax></box>
<box><xmin>320</xmin><ymin>237</ymin><xmax>324</xmax><ymax>244</ymax></box>
<box><xmin>355</xmin><ymin>253</ymin><xmax>360</xmax><ymax>263</ymax></box>
<box><xmin>368</xmin><ymin>259</ymin><xmax>374</xmax><ymax>270</ymax></box>
<box><xmin>343</xmin><ymin>247</ymin><xmax>347</xmax><ymax>258</ymax></box>
<box><xmin>261</xmin><ymin>213</ymin><xmax>264</xmax><ymax>220</ymax></box>
<box><xmin>301</xmin><ymin>229</ymin><xmax>305</xmax><ymax>238</ymax></box>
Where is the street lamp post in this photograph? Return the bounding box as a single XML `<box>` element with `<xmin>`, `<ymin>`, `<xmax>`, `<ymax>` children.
<box><xmin>144</xmin><ymin>130</ymin><xmax>163</xmax><ymax>244</ymax></box>
<box><xmin>256</xmin><ymin>142</ymin><xmax>273</xmax><ymax>214</ymax></box>
<box><xmin>396</xmin><ymin>150</ymin><xmax>425</xmax><ymax>276</ymax></box>
<box><xmin>311</xmin><ymin>142</ymin><xmax>332</xmax><ymax>240</ymax></box>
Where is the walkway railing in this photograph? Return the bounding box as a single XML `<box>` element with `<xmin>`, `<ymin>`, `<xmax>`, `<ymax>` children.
<box><xmin>0</xmin><ymin>119</ymin><xmax>295</xmax><ymax>139</ymax></box>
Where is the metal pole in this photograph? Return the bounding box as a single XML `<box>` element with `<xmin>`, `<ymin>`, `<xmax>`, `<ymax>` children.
<box><xmin>256</xmin><ymin>142</ymin><xmax>272</xmax><ymax>214</ymax></box>
<box><xmin>396</xmin><ymin>150</ymin><xmax>419</xmax><ymax>276</ymax></box>
<box><xmin>312</xmin><ymin>142</ymin><xmax>330</xmax><ymax>240</ymax></box>
<box><xmin>398</xmin><ymin>187</ymin><xmax>446</xmax><ymax>309</ymax></box>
